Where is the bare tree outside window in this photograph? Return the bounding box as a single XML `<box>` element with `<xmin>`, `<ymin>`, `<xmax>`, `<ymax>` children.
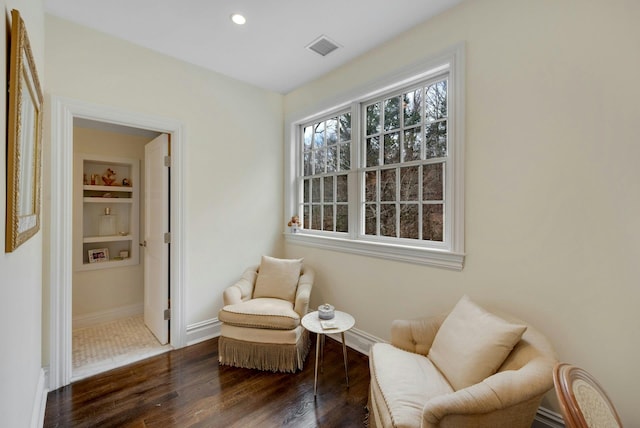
<box><xmin>362</xmin><ymin>78</ymin><xmax>447</xmax><ymax>242</ymax></box>
<box><xmin>290</xmin><ymin>51</ymin><xmax>464</xmax><ymax>269</ymax></box>
<box><xmin>301</xmin><ymin>112</ymin><xmax>351</xmax><ymax>233</ymax></box>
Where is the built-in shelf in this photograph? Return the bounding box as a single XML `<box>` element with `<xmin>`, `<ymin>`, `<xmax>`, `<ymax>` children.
<box><xmin>83</xmin><ymin>184</ymin><xmax>133</xmax><ymax>192</ymax></box>
<box><xmin>74</xmin><ymin>154</ymin><xmax>140</xmax><ymax>271</ymax></box>
<box><xmin>83</xmin><ymin>235</ymin><xmax>133</xmax><ymax>243</ymax></box>
<box><xmin>83</xmin><ymin>197</ymin><xmax>133</xmax><ymax>203</ymax></box>
<box><xmin>78</xmin><ymin>257</ymin><xmax>137</xmax><ymax>271</ymax></box>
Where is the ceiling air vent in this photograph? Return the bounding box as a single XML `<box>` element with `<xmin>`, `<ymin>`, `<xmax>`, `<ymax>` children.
<box><xmin>306</xmin><ymin>35</ymin><xmax>340</xmax><ymax>57</ymax></box>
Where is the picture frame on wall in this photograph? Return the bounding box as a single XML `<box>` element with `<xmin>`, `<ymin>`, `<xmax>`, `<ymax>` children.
<box><xmin>88</xmin><ymin>248</ymin><xmax>109</xmax><ymax>263</ymax></box>
<box><xmin>5</xmin><ymin>9</ymin><xmax>44</xmax><ymax>252</ymax></box>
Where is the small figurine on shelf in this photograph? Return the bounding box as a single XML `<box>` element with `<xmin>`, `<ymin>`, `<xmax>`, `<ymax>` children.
<box><xmin>287</xmin><ymin>215</ymin><xmax>301</xmax><ymax>233</ymax></box>
<box><xmin>102</xmin><ymin>168</ymin><xmax>116</xmax><ymax>186</ymax></box>
<box><xmin>122</xmin><ymin>178</ymin><xmax>130</xmax><ymax>187</ymax></box>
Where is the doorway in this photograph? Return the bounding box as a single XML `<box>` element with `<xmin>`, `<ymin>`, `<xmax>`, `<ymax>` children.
<box><xmin>70</xmin><ymin>121</ymin><xmax>170</xmax><ymax>380</ymax></box>
<box><xmin>49</xmin><ymin>97</ymin><xmax>185</xmax><ymax>390</ymax></box>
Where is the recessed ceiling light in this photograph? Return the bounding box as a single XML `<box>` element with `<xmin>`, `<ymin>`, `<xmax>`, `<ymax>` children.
<box><xmin>231</xmin><ymin>13</ymin><xmax>246</xmax><ymax>25</ymax></box>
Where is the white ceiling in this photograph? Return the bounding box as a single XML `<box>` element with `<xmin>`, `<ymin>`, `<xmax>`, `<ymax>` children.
<box><xmin>44</xmin><ymin>0</ymin><xmax>462</xmax><ymax>94</ymax></box>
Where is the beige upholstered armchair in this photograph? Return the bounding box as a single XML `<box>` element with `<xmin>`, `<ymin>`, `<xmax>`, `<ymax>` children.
<box><xmin>368</xmin><ymin>296</ymin><xmax>557</xmax><ymax>428</ymax></box>
<box><xmin>218</xmin><ymin>256</ymin><xmax>314</xmax><ymax>373</ymax></box>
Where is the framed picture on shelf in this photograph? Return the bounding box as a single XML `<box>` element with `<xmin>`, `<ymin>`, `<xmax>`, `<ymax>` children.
<box><xmin>88</xmin><ymin>248</ymin><xmax>109</xmax><ymax>263</ymax></box>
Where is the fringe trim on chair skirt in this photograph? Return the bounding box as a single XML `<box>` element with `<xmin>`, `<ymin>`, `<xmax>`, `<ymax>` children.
<box><xmin>218</xmin><ymin>330</ymin><xmax>310</xmax><ymax>373</ymax></box>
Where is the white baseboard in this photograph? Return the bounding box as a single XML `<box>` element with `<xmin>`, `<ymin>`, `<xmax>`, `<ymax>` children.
<box><xmin>533</xmin><ymin>407</ymin><xmax>565</xmax><ymax>428</ymax></box>
<box><xmin>186</xmin><ymin>318</ymin><xmax>221</xmax><ymax>346</ymax></box>
<box><xmin>31</xmin><ymin>368</ymin><xmax>48</xmax><ymax>428</ymax></box>
<box><xmin>323</xmin><ymin>326</ymin><xmax>383</xmax><ymax>356</ymax></box>
<box><xmin>72</xmin><ymin>303</ymin><xmax>143</xmax><ymax>329</ymax></box>
<box><xmin>197</xmin><ymin>316</ymin><xmax>380</xmax><ymax>355</ymax></box>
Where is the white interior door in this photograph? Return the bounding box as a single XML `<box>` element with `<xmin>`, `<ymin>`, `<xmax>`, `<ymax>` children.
<box><xmin>144</xmin><ymin>134</ymin><xmax>169</xmax><ymax>344</ymax></box>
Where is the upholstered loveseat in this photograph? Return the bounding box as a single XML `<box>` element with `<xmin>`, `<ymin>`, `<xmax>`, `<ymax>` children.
<box><xmin>368</xmin><ymin>296</ymin><xmax>557</xmax><ymax>428</ymax></box>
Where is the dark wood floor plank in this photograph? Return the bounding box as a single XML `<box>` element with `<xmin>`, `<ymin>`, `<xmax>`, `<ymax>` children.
<box><xmin>44</xmin><ymin>335</ymin><xmax>370</xmax><ymax>428</ymax></box>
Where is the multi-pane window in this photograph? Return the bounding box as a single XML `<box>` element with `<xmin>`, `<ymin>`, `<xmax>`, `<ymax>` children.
<box><xmin>290</xmin><ymin>48</ymin><xmax>463</xmax><ymax>269</ymax></box>
<box><xmin>300</xmin><ymin>112</ymin><xmax>351</xmax><ymax>232</ymax></box>
<box><xmin>363</xmin><ymin>79</ymin><xmax>448</xmax><ymax>242</ymax></box>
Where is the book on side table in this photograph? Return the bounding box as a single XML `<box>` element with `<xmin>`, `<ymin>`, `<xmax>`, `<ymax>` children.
<box><xmin>320</xmin><ymin>320</ymin><xmax>338</xmax><ymax>330</ymax></box>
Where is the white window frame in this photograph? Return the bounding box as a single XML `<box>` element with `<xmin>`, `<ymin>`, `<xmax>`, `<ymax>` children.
<box><xmin>298</xmin><ymin>110</ymin><xmax>352</xmax><ymax>234</ymax></box>
<box><xmin>285</xmin><ymin>44</ymin><xmax>465</xmax><ymax>270</ymax></box>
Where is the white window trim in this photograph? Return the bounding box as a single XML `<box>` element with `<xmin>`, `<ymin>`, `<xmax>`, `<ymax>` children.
<box><xmin>285</xmin><ymin>43</ymin><xmax>465</xmax><ymax>270</ymax></box>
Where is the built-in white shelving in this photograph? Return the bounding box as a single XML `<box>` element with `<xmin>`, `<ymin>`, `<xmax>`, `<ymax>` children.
<box><xmin>74</xmin><ymin>154</ymin><xmax>140</xmax><ymax>271</ymax></box>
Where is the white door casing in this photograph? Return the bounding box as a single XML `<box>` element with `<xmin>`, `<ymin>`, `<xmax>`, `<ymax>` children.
<box><xmin>49</xmin><ymin>96</ymin><xmax>185</xmax><ymax>390</ymax></box>
<box><xmin>144</xmin><ymin>134</ymin><xmax>169</xmax><ymax>344</ymax></box>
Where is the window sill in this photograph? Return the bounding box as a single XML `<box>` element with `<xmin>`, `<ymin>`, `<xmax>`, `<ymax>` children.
<box><xmin>284</xmin><ymin>232</ymin><xmax>464</xmax><ymax>271</ymax></box>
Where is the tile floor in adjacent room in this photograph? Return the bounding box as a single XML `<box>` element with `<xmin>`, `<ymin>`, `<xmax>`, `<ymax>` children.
<box><xmin>72</xmin><ymin>315</ymin><xmax>171</xmax><ymax>381</ymax></box>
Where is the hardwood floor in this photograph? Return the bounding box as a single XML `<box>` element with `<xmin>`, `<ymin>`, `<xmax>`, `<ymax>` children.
<box><xmin>44</xmin><ymin>335</ymin><xmax>370</xmax><ymax>427</ymax></box>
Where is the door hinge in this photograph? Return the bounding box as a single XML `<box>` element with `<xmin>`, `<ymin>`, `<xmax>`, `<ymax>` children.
<box><xmin>164</xmin><ymin>155</ymin><xmax>171</xmax><ymax>167</ymax></box>
<box><xmin>164</xmin><ymin>232</ymin><xmax>171</xmax><ymax>244</ymax></box>
<box><xmin>164</xmin><ymin>308</ymin><xmax>171</xmax><ymax>320</ymax></box>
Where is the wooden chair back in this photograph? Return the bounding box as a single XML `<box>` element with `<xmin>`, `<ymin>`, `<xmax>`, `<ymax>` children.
<box><xmin>553</xmin><ymin>363</ymin><xmax>623</xmax><ymax>428</ymax></box>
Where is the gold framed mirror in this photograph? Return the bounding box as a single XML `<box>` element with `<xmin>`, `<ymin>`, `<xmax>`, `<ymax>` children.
<box><xmin>5</xmin><ymin>9</ymin><xmax>43</xmax><ymax>252</ymax></box>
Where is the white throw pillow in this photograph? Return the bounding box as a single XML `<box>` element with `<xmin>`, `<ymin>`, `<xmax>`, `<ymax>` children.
<box><xmin>253</xmin><ymin>256</ymin><xmax>303</xmax><ymax>302</ymax></box>
<box><xmin>427</xmin><ymin>295</ymin><xmax>527</xmax><ymax>390</ymax></box>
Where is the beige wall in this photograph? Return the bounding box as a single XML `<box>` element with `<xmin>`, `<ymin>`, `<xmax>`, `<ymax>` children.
<box><xmin>285</xmin><ymin>0</ymin><xmax>640</xmax><ymax>425</ymax></box>
<box><xmin>40</xmin><ymin>0</ymin><xmax>640</xmax><ymax>425</ymax></box>
<box><xmin>0</xmin><ymin>1</ymin><xmax>45</xmax><ymax>426</ymax></box>
<box><xmin>44</xmin><ymin>16</ymin><xmax>284</xmax><ymax>340</ymax></box>
<box><xmin>72</xmin><ymin>126</ymin><xmax>151</xmax><ymax>318</ymax></box>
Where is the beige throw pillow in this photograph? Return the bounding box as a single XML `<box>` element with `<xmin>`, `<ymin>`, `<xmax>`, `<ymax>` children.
<box><xmin>253</xmin><ymin>256</ymin><xmax>303</xmax><ymax>302</ymax></box>
<box><xmin>427</xmin><ymin>295</ymin><xmax>527</xmax><ymax>390</ymax></box>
